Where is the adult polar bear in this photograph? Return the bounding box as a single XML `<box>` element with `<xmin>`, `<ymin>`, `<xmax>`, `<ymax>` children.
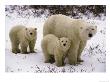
<box><xmin>43</xmin><ymin>14</ymin><xmax>97</xmax><ymax>65</ymax></box>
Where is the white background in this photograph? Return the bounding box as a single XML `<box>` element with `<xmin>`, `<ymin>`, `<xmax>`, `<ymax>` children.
<box><xmin>0</xmin><ymin>0</ymin><xmax>110</xmax><ymax>82</ymax></box>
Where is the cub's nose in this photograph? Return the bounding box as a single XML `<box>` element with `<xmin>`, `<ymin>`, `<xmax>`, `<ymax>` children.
<box><xmin>63</xmin><ymin>44</ymin><xmax>66</xmax><ymax>46</ymax></box>
<box><xmin>30</xmin><ymin>33</ymin><xmax>33</xmax><ymax>35</ymax></box>
<box><xmin>88</xmin><ymin>33</ymin><xmax>92</xmax><ymax>37</ymax></box>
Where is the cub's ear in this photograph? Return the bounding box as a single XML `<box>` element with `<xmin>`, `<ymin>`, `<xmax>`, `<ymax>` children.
<box><xmin>95</xmin><ymin>26</ymin><xmax>97</xmax><ymax>28</ymax></box>
<box><xmin>25</xmin><ymin>28</ymin><xmax>28</xmax><ymax>30</ymax></box>
<box><xmin>35</xmin><ymin>28</ymin><xmax>37</xmax><ymax>30</ymax></box>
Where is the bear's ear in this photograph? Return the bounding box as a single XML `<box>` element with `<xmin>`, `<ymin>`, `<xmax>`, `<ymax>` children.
<box><xmin>25</xmin><ymin>28</ymin><xmax>28</xmax><ymax>30</ymax></box>
<box><xmin>35</xmin><ymin>28</ymin><xmax>37</xmax><ymax>30</ymax></box>
<box><xmin>95</xmin><ymin>26</ymin><xmax>97</xmax><ymax>28</ymax></box>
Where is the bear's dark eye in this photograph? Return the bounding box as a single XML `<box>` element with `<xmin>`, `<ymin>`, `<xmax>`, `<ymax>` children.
<box><xmin>92</xmin><ymin>29</ymin><xmax>94</xmax><ymax>30</ymax></box>
<box><xmin>66</xmin><ymin>41</ymin><xmax>67</xmax><ymax>42</ymax></box>
<box><xmin>62</xmin><ymin>41</ymin><xmax>63</xmax><ymax>42</ymax></box>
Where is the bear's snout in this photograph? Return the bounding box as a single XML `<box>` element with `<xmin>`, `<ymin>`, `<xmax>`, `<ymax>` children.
<box><xmin>88</xmin><ymin>33</ymin><xmax>92</xmax><ymax>37</ymax></box>
<box><xmin>63</xmin><ymin>43</ymin><xmax>66</xmax><ymax>46</ymax></box>
<box><xmin>30</xmin><ymin>33</ymin><xmax>33</xmax><ymax>35</ymax></box>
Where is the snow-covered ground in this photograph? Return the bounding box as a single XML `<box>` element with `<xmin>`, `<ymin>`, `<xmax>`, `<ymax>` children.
<box><xmin>5</xmin><ymin>11</ymin><xmax>106</xmax><ymax>72</ymax></box>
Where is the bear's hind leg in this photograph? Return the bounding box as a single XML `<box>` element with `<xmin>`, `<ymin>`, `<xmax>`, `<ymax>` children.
<box><xmin>12</xmin><ymin>44</ymin><xmax>18</xmax><ymax>54</ymax></box>
<box><xmin>44</xmin><ymin>53</ymin><xmax>51</xmax><ymax>63</ymax></box>
<box><xmin>41</xmin><ymin>41</ymin><xmax>52</xmax><ymax>63</ymax></box>
<box><xmin>16</xmin><ymin>40</ymin><xmax>20</xmax><ymax>53</ymax></box>
<box><xmin>49</xmin><ymin>55</ymin><xmax>55</xmax><ymax>64</ymax></box>
<box><xmin>43</xmin><ymin>51</ymin><xmax>54</xmax><ymax>63</ymax></box>
<box><xmin>11</xmin><ymin>40</ymin><xmax>20</xmax><ymax>54</ymax></box>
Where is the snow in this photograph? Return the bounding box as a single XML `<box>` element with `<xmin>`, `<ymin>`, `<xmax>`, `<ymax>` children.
<box><xmin>5</xmin><ymin>12</ymin><xmax>106</xmax><ymax>72</ymax></box>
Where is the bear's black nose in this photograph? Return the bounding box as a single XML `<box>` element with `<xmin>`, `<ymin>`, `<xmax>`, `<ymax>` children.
<box><xmin>88</xmin><ymin>33</ymin><xmax>92</xmax><ymax>37</ymax></box>
<box><xmin>30</xmin><ymin>33</ymin><xmax>33</xmax><ymax>35</ymax></box>
<box><xmin>63</xmin><ymin>44</ymin><xmax>66</xmax><ymax>46</ymax></box>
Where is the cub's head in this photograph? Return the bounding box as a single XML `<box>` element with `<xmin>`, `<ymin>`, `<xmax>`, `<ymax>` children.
<box><xmin>80</xmin><ymin>25</ymin><xmax>97</xmax><ymax>40</ymax></box>
<box><xmin>59</xmin><ymin>37</ymin><xmax>71</xmax><ymax>52</ymax></box>
<box><xmin>25</xmin><ymin>27</ymin><xmax>37</xmax><ymax>40</ymax></box>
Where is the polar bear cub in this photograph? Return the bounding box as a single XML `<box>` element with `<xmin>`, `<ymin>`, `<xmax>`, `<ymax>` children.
<box><xmin>9</xmin><ymin>25</ymin><xmax>37</xmax><ymax>54</ymax></box>
<box><xmin>41</xmin><ymin>34</ymin><xmax>71</xmax><ymax>67</ymax></box>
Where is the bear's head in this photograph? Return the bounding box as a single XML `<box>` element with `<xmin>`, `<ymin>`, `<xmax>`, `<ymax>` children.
<box><xmin>59</xmin><ymin>37</ymin><xmax>71</xmax><ymax>52</ymax></box>
<box><xmin>25</xmin><ymin>27</ymin><xmax>37</xmax><ymax>40</ymax></box>
<box><xmin>79</xmin><ymin>25</ymin><xmax>97</xmax><ymax>40</ymax></box>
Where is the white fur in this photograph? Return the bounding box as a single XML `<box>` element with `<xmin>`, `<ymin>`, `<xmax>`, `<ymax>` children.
<box><xmin>9</xmin><ymin>25</ymin><xmax>37</xmax><ymax>54</ymax></box>
<box><xmin>43</xmin><ymin>14</ymin><xmax>97</xmax><ymax>65</ymax></box>
<box><xmin>41</xmin><ymin>34</ymin><xmax>71</xmax><ymax>67</ymax></box>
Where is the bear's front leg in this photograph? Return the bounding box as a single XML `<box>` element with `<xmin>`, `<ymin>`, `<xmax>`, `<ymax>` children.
<box><xmin>54</xmin><ymin>51</ymin><xmax>64</xmax><ymax>67</ymax></box>
<box><xmin>68</xmin><ymin>42</ymin><xmax>80</xmax><ymax>65</ymax></box>
<box><xmin>29</xmin><ymin>40</ymin><xmax>36</xmax><ymax>53</ymax></box>
<box><xmin>77</xmin><ymin>41</ymin><xmax>86</xmax><ymax>62</ymax></box>
<box><xmin>20</xmin><ymin>41</ymin><xmax>28</xmax><ymax>54</ymax></box>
